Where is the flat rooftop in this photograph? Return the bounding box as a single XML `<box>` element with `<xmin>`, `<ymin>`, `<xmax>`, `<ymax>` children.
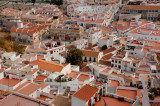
<box><xmin>0</xmin><ymin>93</ymin><xmax>51</xmax><ymax>106</ymax></box>
<box><xmin>95</xmin><ymin>96</ymin><xmax>132</xmax><ymax>106</ymax></box>
<box><xmin>0</xmin><ymin>78</ymin><xmax>21</xmax><ymax>87</ymax></box>
<box><xmin>117</xmin><ymin>89</ymin><xmax>137</xmax><ymax>100</ymax></box>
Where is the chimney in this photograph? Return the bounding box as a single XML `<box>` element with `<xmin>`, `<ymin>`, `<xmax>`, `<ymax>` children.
<box><xmin>17</xmin><ymin>22</ymin><xmax>23</xmax><ymax>29</ymax></box>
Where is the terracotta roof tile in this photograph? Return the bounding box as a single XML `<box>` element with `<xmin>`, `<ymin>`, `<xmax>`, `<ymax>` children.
<box><xmin>103</xmin><ymin>47</ymin><xmax>116</xmax><ymax>55</ymax></box>
<box><xmin>124</xmin><ymin>5</ymin><xmax>160</xmax><ymax>10</ymax></box>
<box><xmin>77</xmin><ymin>74</ymin><xmax>90</xmax><ymax>82</ymax></box>
<box><xmin>30</xmin><ymin>60</ymin><xmax>65</xmax><ymax>72</ymax></box>
<box><xmin>82</xmin><ymin>50</ymin><xmax>100</xmax><ymax>58</ymax></box>
<box><xmin>117</xmin><ymin>89</ymin><xmax>137</xmax><ymax>100</ymax></box>
<box><xmin>73</xmin><ymin>84</ymin><xmax>98</xmax><ymax>102</ymax></box>
<box><xmin>0</xmin><ymin>78</ymin><xmax>21</xmax><ymax>87</ymax></box>
<box><xmin>18</xmin><ymin>83</ymin><xmax>40</xmax><ymax>95</ymax></box>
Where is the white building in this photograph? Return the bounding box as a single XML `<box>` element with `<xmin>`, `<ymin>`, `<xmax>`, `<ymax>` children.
<box><xmin>67</xmin><ymin>4</ymin><xmax>114</xmax><ymax>28</ymax></box>
<box><xmin>127</xmin><ymin>22</ymin><xmax>160</xmax><ymax>42</ymax></box>
<box><xmin>98</xmin><ymin>35</ymin><xmax>117</xmax><ymax>48</ymax></box>
<box><xmin>10</xmin><ymin>21</ymin><xmax>49</xmax><ymax>45</ymax></box>
<box><xmin>82</xmin><ymin>50</ymin><xmax>103</xmax><ymax>63</ymax></box>
<box><xmin>30</xmin><ymin>59</ymin><xmax>71</xmax><ymax>75</ymax></box>
<box><xmin>1</xmin><ymin>52</ymin><xmax>20</xmax><ymax>61</ymax></box>
<box><xmin>25</xmin><ymin>41</ymin><xmax>65</xmax><ymax>56</ymax></box>
<box><xmin>82</xmin><ymin>27</ymin><xmax>103</xmax><ymax>45</ymax></box>
<box><xmin>71</xmin><ymin>39</ymin><xmax>88</xmax><ymax>49</ymax></box>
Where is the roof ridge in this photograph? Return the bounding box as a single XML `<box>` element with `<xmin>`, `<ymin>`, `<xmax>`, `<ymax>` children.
<box><xmin>39</xmin><ymin>59</ymin><xmax>64</xmax><ymax>67</ymax></box>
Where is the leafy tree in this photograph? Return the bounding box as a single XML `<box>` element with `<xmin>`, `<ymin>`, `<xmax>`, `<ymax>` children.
<box><xmin>50</xmin><ymin>0</ymin><xmax>63</xmax><ymax>6</ymax></box>
<box><xmin>101</xmin><ymin>45</ymin><xmax>107</xmax><ymax>51</ymax></box>
<box><xmin>123</xmin><ymin>18</ymin><xmax>127</xmax><ymax>22</ymax></box>
<box><xmin>66</xmin><ymin>46</ymin><xmax>83</xmax><ymax>65</ymax></box>
<box><xmin>131</xmin><ymin>18</ymin><xmax>135</xmax><ymax>20</ymax></box>
<box><xmin>31</xmin><ymin>0</ymin><xmax>36</xmax><ymax>4</ymax></box>
<box><xmin>11</xmin><ymin>43</ymin><xmax>24</xmax><ymax>54</ymax></box>
<box><xmin>0</xmin><ymin>39</ymin><xmax>5</xmax><ymax>48</ymax></box>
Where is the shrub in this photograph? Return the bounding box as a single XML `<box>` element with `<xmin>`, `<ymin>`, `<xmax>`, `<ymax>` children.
<box><xmin>123</xmin><ymin>18</ymin><xmax>127</xmax><ymax>22</ymax></box>
<box><xmin>149</xmin><ymin>94</ymin><xmax>154</xmax><ymax>100</ymax></box>
<box><xmin>154</xmin><ymin>90</ymin><xmax>158</xmax><ymax>96</ymax></box>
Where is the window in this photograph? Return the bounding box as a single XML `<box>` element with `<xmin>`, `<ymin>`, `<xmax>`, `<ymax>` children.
<box><xmin>89</xmin><ymin>57</ymin><xmax>92</xmax><ymax>61</ymax></box>
<box><xmin>111</xmin><ymin>64</ymin><xmax>113</xmax><ymax>67</ymax></box>
<box><xmin>84</xmin><ymin>57</ymin><xmax>87</xmax><ymax>62</ymax></box>
<box><xmin>93</xmin><ymin>58</ymin><xmax>96</xmax><ymax>62</ymax></box>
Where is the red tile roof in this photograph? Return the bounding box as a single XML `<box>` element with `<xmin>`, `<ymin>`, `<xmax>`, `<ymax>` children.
<box><xmin>117</xmin><ymin>89</ymin><xmax>137</xmax><ymax>100</ymax></box>
<box><xmin>0</xmin><ymin>78</ymin><xmax>21</xmax><ymax>87</ymax></box>
<box><xmin>34</xmin><ymin>75</ymin><xmax>47</xmax><ymax>81</ymax></box>
<box><xmin>67</xmin><ymin>71</ymin><xmax>80</xmax><ymax>78</ymax></box>
<box><xmin>18</xmin><ymin>83</ymin><xmax>41</xmax><ymax>95</ymax></box>
<box><xmin>82</xmin><ymin>50</ymin><xmax>100</xmax><ymax>58</ymax></box>
<box><xmin>109</xmin><ymin>79</ymin><xmax>119</xmax><ymax>87</ymax></box>
<box><xmin>14</xmin><ymin>81</ymin><xmax>30</xmax><ymax>91</ymax></box>
<box><xmin>101</xmin><ymin>53</ymin><xmax>113</xmax><ymax>60</ymax></box>
<box><xmin>10</xmin><ymin>22</ymin><xmax>48</xmax><ymax>34</ymax></box>
<box><xmin>27</xmin><ymin>69</ymin><xmax>38</xmax><ymax>75</ymax></box>
<box><xmin>73</xmin><ymin>84</ymin><xmax>98</xmax><ymax>102</ymax></box>
<box><xmin>80</xmin><ymin>66</ymin><xmax>92</xmax><ymax>72</ymax></box>
<box><xmin>30</xmin><ymin>59</ymin><xmax>65</xmax><ymax>72</ymax></box>
<box><xmin>124</xmin><ymin>5</ymin><xmax>160</xmax><ymax>10</ymax></box>
<box><xmin>103</xmin><ymin>47</ymin><xmax>116</xmax><ymax>55</ymax></box>
<box><xmin>95</xmin><ymin>96</ymin><xmax>132</xmax><ymax>106</ymax></box>
<box><xmin>77</xmin><ymin>74</ymin><xmax>90</xmax><ymax>82</ymax></box>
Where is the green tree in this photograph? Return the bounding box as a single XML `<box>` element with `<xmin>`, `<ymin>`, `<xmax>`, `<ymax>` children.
<box><xmin>11</xmin><ymin>43</ymin><xmax>24</xmax><ymax>54</ymax></box>
<box><xmin>50</xmin><ymin>0</ymin><xmax>63</xmax><ymax>6</ymax></box>
<box><xmin>66</xmin><ymin>47</ymin><xmax>83</xmax><ymax>65</ymax></box>
<box><xmin>123</xmin><ymin>18</ymin><xmax>127</xmax><ymax>21</ymax></box>
<box><xmin>31</xmin><ymin>0</ymin><xmax>36</xmax><ymax>4</ymax></box>
<box><xmin>101</xmin><ymin>45</ymin><xmax>107</xmax><ymax>51</ymax></box>
<box><xmin>0</xmin><ymin>39</ymin><xmax>5</xmax><ymax>47</ymax></box>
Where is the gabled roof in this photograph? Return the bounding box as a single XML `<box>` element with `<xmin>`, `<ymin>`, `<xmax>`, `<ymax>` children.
<box><xmin>103</xmin><ymin>47</ymin><xmax>116</xmax><ymax>55</ymax></box>
<box><xmin>82</xmin><ymin>50</ymin><xmax>100</xmax><ymax>58</ymax></box>
<box><xmin>18</xmin><ymin>83</ymin><xmax>41</xmax><ymax>95</ymax></box>
<box><xmin>73</xmin><ymin>84</ymin><xmax>98</xmax><ymax>102</ymax></box>
<box><xmin>10</xmin><ymin>22</ymin><xmax>48</xmax><ymax>34</ymax></box>
<box><xmin>101</xmin><ymin>53</ymin><xmax>113</xmax><ymax>60</ymax></box>
<box><xmin>30</xmin><ymin>59</ymin><xmax>65</xmax><ymax>72</ymax></box>
<box><xmin>124</xmin><ymin>5</ymin><xmax>160</xmax><ymax>10</ymax></box>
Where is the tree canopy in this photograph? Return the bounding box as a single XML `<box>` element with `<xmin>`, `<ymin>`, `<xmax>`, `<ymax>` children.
<box><xmin>101</xmin><ymin>45</ymin><xmax>107</xmax><ymax>51</ymax></box>
<box><xmin>31</xmin><ymin>0</ymin><xmax>36</xmax><ymax>4</ymax></box>
<box><xmin>50</xmin><ymin>0</ymin><xmax>63</xmax><ymax>6</ymax></box>
<box><xmin>66</xmin><ymin>46</ymin><xmax>83</xmax><ymax>65</ymax></box>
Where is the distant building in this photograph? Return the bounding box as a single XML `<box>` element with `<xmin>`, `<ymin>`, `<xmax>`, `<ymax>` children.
<box><xmin>82</xmin><ymin>50</ymin><xmax>103</xmax><ymax>63</ymax></box>
<box><xmin>67</xmin><ymin>4</ymin><xmax>114</xmax><ymax>28</ymax></box>
<box><xmin>10</xmin><ymin>21</ymin><xmax>49</xmax><ymax>44</ymax></box>
<box><xmin>71</xmin><ymin>39</ymin><xmax>88</xmax><ymax>49</ymax></box>
<box><xmin>50</xmin><ymin>24</ymin><xmax>83</xmax><ymax>42</ymax></box>
<box><xmin>25</xmin><ymin>41</ymin><xmax>65</xmax><ymax>56</ymax></box>
<box><xmin>122</xmin><ymin>5</ymin><xmax>160</xmax><ymax>20</ymax></box>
